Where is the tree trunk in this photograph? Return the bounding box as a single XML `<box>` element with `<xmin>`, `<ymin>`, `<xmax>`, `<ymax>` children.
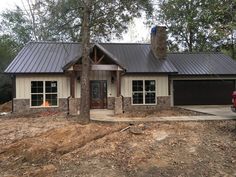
<box><xmin>231</xmin><ymin>29</ymin><xmax>235</xmax><ymax>60</ymax></box>
<box><xmin>79</xmin><ymin>0</ymin><xmax>91</xmax><ymax>123</ymax></box>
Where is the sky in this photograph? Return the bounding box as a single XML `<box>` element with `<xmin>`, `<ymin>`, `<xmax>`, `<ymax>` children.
<box><xmin>0</xmin><ymin>0</ymin><xmax>151</xmax><ymax>43</ymax></box>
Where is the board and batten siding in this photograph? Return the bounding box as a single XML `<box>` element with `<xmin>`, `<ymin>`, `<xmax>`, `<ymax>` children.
<box><xmin>15</xmin><ymin>75</ymin><xmax>70</xmax><ymax>99</ymax></box>
<box><xmin>15</xmin><ymin>73</ymin><xmax>169</xmax><ymax>99</ymax></box>
<box><xmin>121</xmin><ymin>75</ymin><xmax>169</xmax><ymax>97</ymax></box>
<box><xmin>75</xmin><ymin>71</ymin><xmax>116</xmax><ymax>98</ymax></box>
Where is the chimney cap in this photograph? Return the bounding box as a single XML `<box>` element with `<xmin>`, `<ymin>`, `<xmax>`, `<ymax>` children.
<box><xmin>151</xmin><ymin>25</ymin><xmax>167</xmax><ymax>35</ymax></box>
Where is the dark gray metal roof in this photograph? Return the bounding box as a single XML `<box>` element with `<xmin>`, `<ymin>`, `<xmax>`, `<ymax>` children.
<box><xmin>100</xmin><ymin>43</ymin><xmax>177</xmax><ymax>73</ymax></box>
<box><xmin>4</xmin><ymin>41</ymin><xmax>236</xmax><ymax>75</ymax></box>
<box><xmin>5</xmin><ymin>41</ymin><xmax>82</xmax><ymax>73</ymax></box>
<box><xmin>167</xmin><ymin>53</ymin><xmax>236</xmax><ymax>75</ymax></box>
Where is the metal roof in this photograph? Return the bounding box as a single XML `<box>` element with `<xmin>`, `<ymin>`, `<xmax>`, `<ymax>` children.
<box><xmin>5</xmin><ymin>41</ymin><xmax>82</xmax><ymax>73</ymax></box>
<box><xmin>4</xmin><ymin>41</ymin><xmax>236</xmax><ymax>75</ymax></box>
<box><xmin>100</xmin><ymin>43</ymin><xmax>177</xmax><ymax>73</ymax></box>
<box><xmin>168</xmin><ymin>53</ymin><xmax>236</xmax><ymax>75</ymax></box>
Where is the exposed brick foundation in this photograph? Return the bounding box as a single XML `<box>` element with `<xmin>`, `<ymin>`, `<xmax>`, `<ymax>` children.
<box><xmin>13</xmin><ymin>98</ymin><xmax>68</xmax><ymax>113</ymax></box>
<box><xmin>123</xmin><ymin>96</ymin><xmax>171</xmax><ymax>112</ymax></box>
<box><xmin>107</xmin><ymin>97</ymin><xmax>115</xmax><ymax>110</ymax></box>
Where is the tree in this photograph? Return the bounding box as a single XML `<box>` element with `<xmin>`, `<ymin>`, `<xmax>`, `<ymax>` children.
<box><xmin>40</xmin><ymin>0</ymin><xmax>153</xmax><ymax>42</ymax></box>
<box><xmin>0</xmin><ymin>35</ymin><xmax>19</xmax><ymax>104</ymax></box>
<box><xmin>210</xmin><ymin>0</ymin><xmax>236</xmax><ymax>59</ymax></box>
<box><xmin>77</xmin><ymin>0</ymin><xmax>153</xmax><ymax>122</ymax></box>
<box><xmin>0</xmin><ymin>7</ymin><xmax>32</xmax><ymax>46</ymax></box>
<box><xmin>79</xmin><ymin>0</ymin><xmax>91</xmax><ymax>123</ymax></box>
<box><xmin>156</xmin><ymin>0</ymin><xmax>235</xmax><ymax>54</ymax></box>
<box><xmin>0</xmin><ymin>0</ymin><xmax>153</xmax><ymax>121</ymax></box>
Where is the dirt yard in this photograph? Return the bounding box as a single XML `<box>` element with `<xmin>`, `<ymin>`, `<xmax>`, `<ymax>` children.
<box><xmin>0</xmin><ymin>114</ymin><xmax>235</xmax><ymax>177</ymax></box>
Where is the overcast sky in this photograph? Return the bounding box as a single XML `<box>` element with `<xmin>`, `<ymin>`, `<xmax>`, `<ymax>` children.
<box><xmin>0</xmin><ymin>0</ymin><xmax>151</xmax><ymax>43</ymax></box>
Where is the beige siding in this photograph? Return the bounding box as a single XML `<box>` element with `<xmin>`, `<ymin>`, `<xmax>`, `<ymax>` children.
<box><xmin>15</xmin><ymin>75</ymin><xmax>70</xmax><ymax>99</ymax></box>
<box><xmin>121</xmin><ymin>75</ymin><xmax>169</xmax><ymax>97</ymax></box>
<box><xmin>75</xmin><ymin>71</ymin><xmax>116</xmax><ymax>98</ymax></box>
<box><xmin>16</xmin><ymin>73</ymin><xmax>169</xmax><ymax>99</ymax></box>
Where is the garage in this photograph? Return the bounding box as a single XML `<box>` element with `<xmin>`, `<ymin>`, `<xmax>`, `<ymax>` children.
<box><xmin>173</xmin><ymin>80</ymin><xmax>235</xmax><ymax>105</ymax></box>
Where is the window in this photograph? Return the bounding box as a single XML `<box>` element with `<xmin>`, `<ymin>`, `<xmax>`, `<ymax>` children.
<box><xmin>31</xmin><ymin>81</ymin><xmax>58</xmax><ymax>107</ymax></box>
<box><xmin>31</xmin><ymin>81</ymin><xmax>43</xmax><ymax>106</ymax></box>
<box><xmin>132</xmin><ymin>80</ymin><xmax>156</xmax><ymax>104</ymax></box>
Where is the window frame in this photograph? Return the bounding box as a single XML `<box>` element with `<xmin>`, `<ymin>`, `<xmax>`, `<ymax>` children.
<box><xmin>30</xmin><ymin>80</ymin><xmax>59</xmax><ymax>108</ymax></box>
<box><xmin>131</xmin><ymin>79</ymin><xmax>157</xmax><ymax>105</ymax></box>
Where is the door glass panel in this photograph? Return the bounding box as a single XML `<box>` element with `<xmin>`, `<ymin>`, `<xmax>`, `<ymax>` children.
<box><xmin>92</xmin><ymin>82</ymin><xmax>100</xmax><ymax>99</ymax></box>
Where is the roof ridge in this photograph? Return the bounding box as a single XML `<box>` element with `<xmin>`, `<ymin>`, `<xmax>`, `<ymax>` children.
<box><xmin>168</xmin><ymin>52</ymin><xmax>223</xmax><ymax>54</ymax></box>
<box><xmin>29</xmin><ymin>41</ymin><xmax>81</xmax><ymax>44</ymax></box>
<box><xmin>27</xmin><ymin>41</ymin><xmax>151</xmax><ymax>45</ymax></box>
<box><xmin>99</xmin><ymin>43</ymin><xmax>150</xmax><ymax>45</ymax></box>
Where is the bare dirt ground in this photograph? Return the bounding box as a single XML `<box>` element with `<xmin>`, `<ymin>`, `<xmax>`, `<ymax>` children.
<box><xmin>0</xmin><ymin>101</ymin><xmax>12</xmax><ymax>112</ymax></box>
<box><xmin>0</xmin><ymin>114</ymin><xmax>235</xmax><ymax>177</ymax></box>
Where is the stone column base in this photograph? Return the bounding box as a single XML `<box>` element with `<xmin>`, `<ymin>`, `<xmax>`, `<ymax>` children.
<box><xmin>114</xmin><ymin>96</ymin><xmax>123</xmax><ymax>114</ymax></box>
<box><xmin>68</xmin><ymin>98</ymin><xmax>80</xmax><ymax>115</ymax></box>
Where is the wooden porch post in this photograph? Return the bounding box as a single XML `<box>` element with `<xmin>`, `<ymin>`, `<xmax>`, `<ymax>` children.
<box><xmin>116</xmin><ymin>70</ymin><xmax>121</xmax><ymax>97</ymax></box>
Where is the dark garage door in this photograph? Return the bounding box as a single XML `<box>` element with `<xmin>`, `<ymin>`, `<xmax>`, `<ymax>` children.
<box><xmin>173</xmin><ymin>80</ymin><xmax>235</xmax><ymax>105</ymax></box>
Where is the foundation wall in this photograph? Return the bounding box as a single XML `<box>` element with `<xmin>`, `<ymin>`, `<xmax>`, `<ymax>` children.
<box><xmin>123</xmin><ymin>96</ymin><xmax>171</xmax><ymax>112</ymax></box>
<box><xmin>13</xmin><ymin>98</ymin><xmax>68</xmax><ymax>113</ymax></box>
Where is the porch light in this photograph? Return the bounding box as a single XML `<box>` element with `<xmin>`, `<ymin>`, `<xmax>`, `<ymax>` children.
<box><xmin>77</xmin><ymin>76</ymin><xmax>80</xmax><ymax>82</ymax></box>
<box><xmin>111</xmin><ymin>76</ymin><xmax>115</xmax><ymax>83</ymax></box>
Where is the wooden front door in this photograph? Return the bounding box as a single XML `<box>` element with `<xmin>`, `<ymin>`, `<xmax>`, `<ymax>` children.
<box><xmin>90</xmin><ymin>81</ymin><xmax>107</xmax><ymax>109</ymax></box>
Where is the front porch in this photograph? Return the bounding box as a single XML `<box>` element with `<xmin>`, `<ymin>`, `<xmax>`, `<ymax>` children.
<box><xmin>65</xmin><ymin>44</ymin><xmax>124</xmax><ymax>115</ymax></box>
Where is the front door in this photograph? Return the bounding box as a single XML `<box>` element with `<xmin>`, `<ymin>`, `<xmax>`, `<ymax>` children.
<box><xmin>90</xmin><ymin>80</ymin><xmax>107</xmax><ymax>109</ymax></box>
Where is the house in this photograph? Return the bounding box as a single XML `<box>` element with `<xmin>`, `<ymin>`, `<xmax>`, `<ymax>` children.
<box><xmin>4</xmin><ymin>26</ymin><xmax>236</xmax><ymax>114</ymax></box>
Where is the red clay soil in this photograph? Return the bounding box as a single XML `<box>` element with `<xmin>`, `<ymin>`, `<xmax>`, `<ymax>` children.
<box><xmin>0</xmin><ymin>115</ymin><xmax>235</xmax><ymax>177</ymax></box>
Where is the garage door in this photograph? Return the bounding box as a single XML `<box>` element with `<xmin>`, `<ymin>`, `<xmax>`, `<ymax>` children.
<box><xmin>173</xmin><ymin>80</ymin><xmax>235</xmax><ymax>105</ymax></box>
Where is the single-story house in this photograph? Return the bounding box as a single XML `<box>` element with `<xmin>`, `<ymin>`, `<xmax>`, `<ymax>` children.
<box><xmin>4</xmin><ymin>26</ymin><xmax>236</xmax><ymax>114</ymax></box>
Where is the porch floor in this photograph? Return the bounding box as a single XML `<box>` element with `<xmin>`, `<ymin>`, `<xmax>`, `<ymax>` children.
<box><xmin>90</xmin><ymin>109</ymin><xmax>115</xmax><ymax>120</ymax></box>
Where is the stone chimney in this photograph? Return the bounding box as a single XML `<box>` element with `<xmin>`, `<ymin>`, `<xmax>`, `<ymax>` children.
<box><xmin>151</xmin><ymin>26</ymin><xmax>167</xmax><ymax>59</ymax></box>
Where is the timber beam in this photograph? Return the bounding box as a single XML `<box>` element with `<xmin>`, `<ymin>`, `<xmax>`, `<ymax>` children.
<box><xmin>73</xmin><ymin>64</ymin><xmax>123</xmax><ymax>71</ymax></box>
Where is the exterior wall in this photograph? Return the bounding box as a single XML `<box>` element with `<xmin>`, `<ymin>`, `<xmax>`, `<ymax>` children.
<box><xmin>14</xmin><ymin>72</ymin><xmax>116</xmax><ymax>113</ymax></box>
<box><xmin>14</xmin><ymin>73</ymin><xmax>171</xmax><ymax>113</ymax></box>
<box><xmin>15</xmin><ymin>74</ymin><xmax>70</xmax><ymax>99</ymax></box>
<box><xmin>75</xmin><ymin>70</ymin><xmax>116</xmax><ymax>98</ymax></box>
<box><xmin>121</xmin><ymin>75</ymin><xmax>169</xmax><ymax>97</ymax></box>
<box><xmin>107</xmin><ymin>97</ymin><xmax>115</xmax><ymax>109</ymax></box>
<box><xmin>13</xmin><ymin>98</ymin><xmax>68</xmax><ymax>113</ymax></box>
<box><xmin>120</xmin><ymin>74</ymin><xmax>171</xmax><ymax>112</ymax></box>
<box><xmin>14</xmin><ymin>74</ymin><xmax>70</xmax><ymax>113</ymax></box>
<box><xmin>123</xmin><ymin>96</ymin><xmax>170</xmax><ymax>112</ymax></box>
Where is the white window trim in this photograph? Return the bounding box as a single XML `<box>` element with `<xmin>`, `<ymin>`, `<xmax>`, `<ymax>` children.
<box><xmin>30</xmin><ymin>80</ymin><xmax>59</xmax><ymax>108</ymax></box>
<box><xmin>131</xmin><ymin>79</ymin><xmax>157</xmax><ymax>105</ymax></box>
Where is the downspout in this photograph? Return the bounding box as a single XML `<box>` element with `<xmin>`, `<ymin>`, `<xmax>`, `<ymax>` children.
<box><xmin>67</xmin><ymin>96</ymin><xmax>71</xmax><ymax>115</ymax></box>
<box><xmin>11</xmin><ymin>74</ymin><xmax>16</xmax><ymax>113</ymax></box>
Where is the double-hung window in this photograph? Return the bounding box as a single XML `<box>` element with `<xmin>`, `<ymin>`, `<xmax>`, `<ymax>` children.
<box><xmin>31</xmin><ymin>81</ymin><xmax>58</xmax><ymax>107</ymax></box>
<box><xmin>132</xmin><ymin>80</ymin><xmax>156</xmax><ymax>105</ymax></box>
